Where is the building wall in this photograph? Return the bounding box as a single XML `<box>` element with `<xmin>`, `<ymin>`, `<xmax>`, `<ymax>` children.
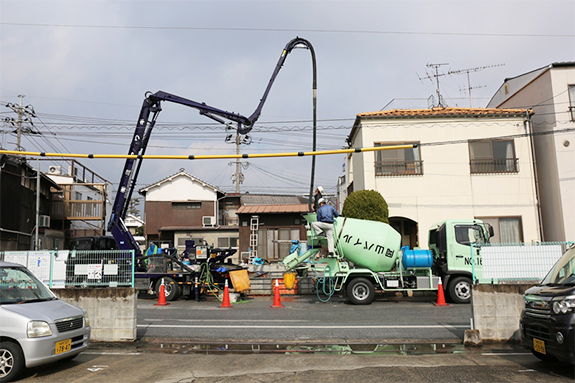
<box><xmin>144</xmin><ymin>200</ymin><xmax>216</xmax><ymax>237</ymax></box>
<box><xmin>348</xmin><ymin>115</ymin><xmax>540</xmax><ymax>248</ymax></box>
<box><xmin>491</xmin><ymin>66</ymin><xmax>575</xmax><ymax>241</ymax></box>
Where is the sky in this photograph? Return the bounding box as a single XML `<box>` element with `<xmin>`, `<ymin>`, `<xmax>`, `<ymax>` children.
<box><xmin>1</xmin><ymin>0</ymin><xmax>574</xmax><ymax>206</ymax></box>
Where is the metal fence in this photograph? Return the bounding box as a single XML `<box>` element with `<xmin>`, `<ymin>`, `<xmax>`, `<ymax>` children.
<box><xmin>0</xmin><ymin>250</ymin><xmax>135</xmax><ymax>288</ymax></box>
<box><xmin>471</xmin><ymin>242</ymin><xmax>574</xmax><ymax>284</ymax></box>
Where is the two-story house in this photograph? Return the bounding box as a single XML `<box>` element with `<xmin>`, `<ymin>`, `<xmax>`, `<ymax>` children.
<box><xmin>139</xmin><ymin>168</ymin><xmax>239</xmax><ymax>256</ymax></box>
<box><xmin>345</xmin><ymin>107</ymin><xmax>541</xmax><ymax>247</ymax></box>
<box><xmin>487</xmin><ymin>62</ymin><xmax>575</xmax><ymax>242</ymax></box>
<box><xmin>0</xmin><ymin>154</ymin><xmax>61</xmax><ymax>250</ymax></box>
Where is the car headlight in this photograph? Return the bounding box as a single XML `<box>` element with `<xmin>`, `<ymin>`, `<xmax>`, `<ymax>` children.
<box><xmin>552</xmin><ymin>297</ymin><xmax>575</xmax><ymax>314</ymax></box>
<box><xmin>84</xmin><ymin>311</ymin><xmax>90</xmax><ymax>327</ymax></box>
<box><xmin>27</xmin><ymin>321</ymin><xmax>53</xmax><ymax>338</ymax></box>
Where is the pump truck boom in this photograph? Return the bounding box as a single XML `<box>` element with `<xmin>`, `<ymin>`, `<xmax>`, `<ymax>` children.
<box><xmin>283</xmin><ymin>214</ymin><xmax>493</xmax><ymax>304</ymax></box>
<box><xmin>100</xmin><ymin>38</ymin><xmax>316</xmax><ymax>299</ymax></box>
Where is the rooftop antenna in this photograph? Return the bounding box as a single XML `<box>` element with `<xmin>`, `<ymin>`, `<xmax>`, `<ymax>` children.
<box><xmin>417</xmin><ymin>63</ymin><xmax>449</xmax><ymax>108</ymax></box>
<box><xmin>448</xmin><ymin>64</ymin><xmax>505</xmax><ymax>107</ymax></box>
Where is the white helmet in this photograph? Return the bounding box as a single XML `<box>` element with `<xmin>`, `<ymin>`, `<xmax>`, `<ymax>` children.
<box><xmin>318</xmin><ymin>198</ymin><xmax>325</xmax><ymax>204</ymax></box>
<box><xmin>317</xmin><ymin>186</ymin><xmax>324</xmax><ymax>193</ymax></box>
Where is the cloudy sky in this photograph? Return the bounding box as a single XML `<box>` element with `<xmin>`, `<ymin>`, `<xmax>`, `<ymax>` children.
<box><xmin>1</xmin><ymin>0</ymin><xmax>573</xmax><ymax>201</ymax></box>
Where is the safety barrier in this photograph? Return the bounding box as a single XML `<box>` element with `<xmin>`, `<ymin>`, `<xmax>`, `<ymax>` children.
<box><xmin>471</xmin><ymin>242</ymin><xmax>573</xmax><ymax>284</ymax></box>
<box><xmin>0</xmin><ymin>250</ymin><xmax>135</xmax><ymax>288</ymax></box>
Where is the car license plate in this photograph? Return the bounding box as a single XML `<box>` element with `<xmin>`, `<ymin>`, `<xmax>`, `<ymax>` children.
<box><xmin>533</xmin><ymin>338</ymin><xmax>546</xmax><ymax>354</ymax></box>
<box><xmin>55</xmin><ymin>339</ymin><xmax>71</xmax><ymax>355</ymax></box>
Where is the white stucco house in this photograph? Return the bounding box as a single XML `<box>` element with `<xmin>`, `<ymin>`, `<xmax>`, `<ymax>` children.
<box><xmin>487</xmin><ymin>62</ymin><xmax>575</xmax><ymax>242</ymax></box>
<box><xmin>345</xmin><ymin>107</ymin><xmax>541</xmax><ymax>248</ymax></box>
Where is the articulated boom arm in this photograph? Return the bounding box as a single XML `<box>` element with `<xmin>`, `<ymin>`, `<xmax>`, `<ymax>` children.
<box><xmin>108</xmin><ymin>37</ymin><xmax>316</xmax><ymax>255</ymax></box>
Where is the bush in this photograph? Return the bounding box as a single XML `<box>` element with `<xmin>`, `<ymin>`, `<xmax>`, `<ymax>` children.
<box><xmin>341</xmin><ymin>190</ymin><xmax>389</xmax><ymax>223</ymax></box>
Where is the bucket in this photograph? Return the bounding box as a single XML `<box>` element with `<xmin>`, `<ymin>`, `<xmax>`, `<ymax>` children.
<box><xmin>283</xmin><ymin>272</ymin><xmax>297</xmax><ymax>290</ymax></box>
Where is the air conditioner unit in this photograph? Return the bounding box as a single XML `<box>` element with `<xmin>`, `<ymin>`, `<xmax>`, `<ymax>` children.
<box><xmin>39</xmin><ymin>215</ymin><xmax>50</xmax><ymax>228</ymax></box>
<box><xmin>202</xmin><ymin>216</ymin><xmax>216</xmax><ymax>227</ymax></box>
<box><xmin>48</xmin><ymin>165</ymin><xmax>61</xmax><ymax>175</ymax></box>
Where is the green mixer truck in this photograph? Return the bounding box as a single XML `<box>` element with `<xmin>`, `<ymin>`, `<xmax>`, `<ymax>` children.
<box><xmin>282</xmin><ymin>214</ymin><xmax>493</xmax><ymax>304</ymax></box>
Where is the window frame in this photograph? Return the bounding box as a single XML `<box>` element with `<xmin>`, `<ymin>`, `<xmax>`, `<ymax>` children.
<box><xmin>374</xmin><ymin>141</ymin><xmax>423</xmax><ymax>177</ymax></box>
<box><xmin>468</xmin><ymin>139</ymin><xmax>518</xmax><ymax>174</ymax></box>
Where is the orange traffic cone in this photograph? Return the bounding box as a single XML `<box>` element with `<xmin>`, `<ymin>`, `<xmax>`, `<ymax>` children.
<box><xmin>434</xmin><ymin>280</ymin><xmax>449</xmax><ymax>306</ymax></box>
<box><xmin>154</xmin><ymin>279</ymin><xmax>170</xmax><ymax>306</ymax></box>
<box><xmin>219</xmin><ymin>280</ymin><xmax>232</xmax><ymax>308</ymax></box>
<box><xmin>271</xmin><ymin>279</ymin><xmax>284</xmax><ymax>308</ymax></box>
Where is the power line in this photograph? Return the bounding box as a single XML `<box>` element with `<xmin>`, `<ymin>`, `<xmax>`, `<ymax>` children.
<box><xmin>1</xmin><ymin>22</ymin><xmax>572</xmax><ymax>38</ymax></box>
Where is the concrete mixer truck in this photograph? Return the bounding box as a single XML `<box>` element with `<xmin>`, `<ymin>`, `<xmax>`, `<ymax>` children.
<box><xmin>282</xmin><ymin>214</ymin><xmax>493</xmax><ymax>304</ymax></box>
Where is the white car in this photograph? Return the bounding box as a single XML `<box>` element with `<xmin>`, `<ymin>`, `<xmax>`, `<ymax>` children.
<box><xmin>0</xmin><ymin>261</ymin><xmax>91</xmax><ymax>382</ymax></box>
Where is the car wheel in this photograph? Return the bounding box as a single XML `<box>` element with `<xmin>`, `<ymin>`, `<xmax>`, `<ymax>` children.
<box><xmin>346</xmin><ymin>277</ymin><xmax>375</xmax><ymax>305</ymax></box>
<box><xmin>155</xmin><ymin>277</ymin><xmax>181</xmax><ymax>301</ymax></box>
<box><xmin>0</xmin><ymin>341</ymin><xmax>24</xmax><ymax>382</ymax></box>
<box><xmin>448</xmin><ymin>276</ymin><xmax>472</xmax><ymax>304</ymax></box>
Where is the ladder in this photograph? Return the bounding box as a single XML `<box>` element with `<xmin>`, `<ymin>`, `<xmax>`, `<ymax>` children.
<box><xmin>249</xmin><ymin>216</ymin><xmax>259</xmax><ymax>261</ymax></box>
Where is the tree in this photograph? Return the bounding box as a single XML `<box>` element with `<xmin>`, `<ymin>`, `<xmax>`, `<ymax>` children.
<box><xmin>128</xmin><ymin>198</ymin><xmax>141</xmax><ymax>217</ymax></box>
<box><xmin>341</xmin><ymin>190</ymin><xmax>389</xmax><ymax>223</ymax></box>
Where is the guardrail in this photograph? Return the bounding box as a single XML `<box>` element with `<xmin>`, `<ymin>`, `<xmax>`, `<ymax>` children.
<box><xmin>0</xmin><ymin>250</ymin><xmax>135</xmax><ymax>288</ymax></box>
<box><xmin>471</xmin><ymin>242</ymin><xmax>574</xmax><ymax>284</ymax></box>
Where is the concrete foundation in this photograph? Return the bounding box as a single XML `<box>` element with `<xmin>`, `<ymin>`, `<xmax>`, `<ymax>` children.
<box><xmin>53</xmin><ymin>288</ymin><xmax>137</xmax><ymax>342</ymax></box>
<box><xmin>471</xmin><ymin>283</ymin><xmax>534</xmax><ymax>342</ymax></box>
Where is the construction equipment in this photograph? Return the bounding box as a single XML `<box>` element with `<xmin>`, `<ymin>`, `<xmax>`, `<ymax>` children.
<box><xmin>282</xmin><ymin>214</ymin><xmax>494</xmax><ymax>304</ymax></box>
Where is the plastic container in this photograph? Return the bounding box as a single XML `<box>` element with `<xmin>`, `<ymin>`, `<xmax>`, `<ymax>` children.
<box><xmin>283</xmin><ymin>272</ymin><xmax>297</xmax><ymax>289</ymax></box>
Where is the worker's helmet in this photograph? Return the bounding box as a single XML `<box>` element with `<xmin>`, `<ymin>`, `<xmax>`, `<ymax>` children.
<box><xmin>317</xmin><ymin>186</ymin><xmax>324</xmax><ymax>193</ymax></box>
<box><xmin>318</xmin><ymin>198</ymin><xmax>325</xmax><ymax>204</ymax></box>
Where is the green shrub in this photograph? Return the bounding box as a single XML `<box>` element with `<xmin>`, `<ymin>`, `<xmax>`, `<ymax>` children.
<box><xmin>342</xmin><ymin>190</ymin><xmax>389</xmax><ymax>223</ymax></box>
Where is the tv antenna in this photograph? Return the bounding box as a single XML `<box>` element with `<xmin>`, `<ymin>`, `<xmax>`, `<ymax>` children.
<box><xmin>448</xmin><ymin>64</ymin><xmax>505</xmax><ymax>107</ymax></box>
<box><xmin>417</xmin><ymin>63</ymin><xmax>451</xmax><ymax>108</ymax></box>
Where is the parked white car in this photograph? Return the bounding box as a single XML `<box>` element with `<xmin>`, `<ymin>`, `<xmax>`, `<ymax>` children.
<box><xmin>0</xmin><ymin>261</ymin><xmax>91</xmax><ymax>382</ymax></box>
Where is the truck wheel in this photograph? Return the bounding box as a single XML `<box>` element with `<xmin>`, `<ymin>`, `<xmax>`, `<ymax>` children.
<box><xmin>346</xmin><ymin>278</ymin><xmax>375</xmax><ymax>305</ymax></box>
<box><xmin>155</xmin><ymin>277</ymin><xmax>181</xmax><ymax>301</ymax></box>
<box><xmin>448</xmin><ymin>276</ymin><xmax>472</xmax><ymax>304</ymax></box>
<box><xmin>0</xmin><ymin>341</ymin><xmax>24</xmax><ymax>382</ymax></box>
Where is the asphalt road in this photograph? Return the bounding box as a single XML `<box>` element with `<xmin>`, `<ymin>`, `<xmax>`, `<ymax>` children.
<box><xmin>17</xmin><ymin>344</ymin><xmax>575</xmax><ymax>382</ymax></box>
<box><xmin>137</xmin><ymin>293</ymin><xmax>472</xmax><ymax>342</ymax></box>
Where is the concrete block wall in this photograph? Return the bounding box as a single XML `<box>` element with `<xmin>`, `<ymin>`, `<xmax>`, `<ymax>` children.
<box><xmin>471</xmin><ymin>284</ymin><xmax>533</xmax><ymax>342</ymax></box>
<box><xmin>53</xmin><ymin>288</ymin><xmax>137</xmax><ymax>342</ymax></box>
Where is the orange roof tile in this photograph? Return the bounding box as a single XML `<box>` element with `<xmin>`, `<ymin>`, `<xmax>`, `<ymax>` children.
<box><xmin>357</xmin><ymin>107</ymin><xmax>531</xmax><ymax>119</ymax></box>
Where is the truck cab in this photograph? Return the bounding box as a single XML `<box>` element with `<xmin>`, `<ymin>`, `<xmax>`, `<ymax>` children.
<box><xmin>428</xmin><ymin>219</ymin><xmax>493</xmax><ymax>303</ymax></box>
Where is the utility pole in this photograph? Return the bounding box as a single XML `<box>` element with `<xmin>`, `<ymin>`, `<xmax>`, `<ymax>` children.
<box><xmin>4</xmin><ymin>95</ymin><xmax>36</xmax><ymax>151</ymax></box>
<box><xmin>226</xmin><ymin>130</ymin><xmax>251</xmax><ymax>193</ymax></box>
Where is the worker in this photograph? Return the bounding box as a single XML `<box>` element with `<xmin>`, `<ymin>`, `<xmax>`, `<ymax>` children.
<box><xmin>312</xmin><ymin>186</ymin><xmax>324</xmax><ymax>212</ymax></box>
<box><xmin>311</xmin><ymin>198</ymin><xmax>339</xmax><ymax>256</ymax></box>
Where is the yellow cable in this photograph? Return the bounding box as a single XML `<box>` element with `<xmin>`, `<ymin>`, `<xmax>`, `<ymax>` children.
<box><xmin>0</xmin><ymin>144</ymin><xmax>415</xmax><ymax>160</ymax></box>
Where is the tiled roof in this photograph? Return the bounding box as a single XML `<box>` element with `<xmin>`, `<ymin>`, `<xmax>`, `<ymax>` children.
<box><xmin>357</xmin><ymin>107</ymin><xmax>531</xmax><ymax>119</ymax></box>
<box><xmin>241</xmin><ymin>194</ymin><xmax>302</xmax><ymax>205</ymax></box>
<box><xmin>236</xmin><ymin>204</ymin><xmax>309</xmax><ymax>214</ymax></box>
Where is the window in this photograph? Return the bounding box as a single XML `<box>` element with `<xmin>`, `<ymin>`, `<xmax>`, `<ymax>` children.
<box><xmin>173</xmin><ymin>202</ymin><xmax>201</xmax><ymax>209</ymax></box>
<box><xmin>374</xmin><ymin>142</ymin><xmax>422</xmax><ymax>176</ymax></box>
<box><xmin>454</xmin><ymin>225</ymin><xmax>488</xmax><ymax>246</ymax></box>
<box><xmin>469</xmin><ymin>139</ymin><xmax>518</xmax><ymax>174</ymax></box>
<box><xmin>476</xmin><ymin>217</ymin><xmax>523</xmax><ymax>244</ymax></box>
<box><xmin>217</xmin><ymin>237</ymin><xmax>238</xmax><ymax>248</ymax></box>
<box><xmin>569</xmin><ymin>84</ymin><xmax>575</xmax><ymax>121</ymax></box>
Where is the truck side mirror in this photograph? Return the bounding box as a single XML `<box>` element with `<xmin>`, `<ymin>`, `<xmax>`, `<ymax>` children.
<box><xmin>488</xmin><ymin>225</ymin><xmax>494</xmax><ymax>238</ymax></box>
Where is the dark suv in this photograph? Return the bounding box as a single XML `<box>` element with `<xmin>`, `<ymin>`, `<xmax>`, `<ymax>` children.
<box><xmin>520</xmin><ymin>244</ymin><xmax>575</xmax><ymax>364</ymax></box>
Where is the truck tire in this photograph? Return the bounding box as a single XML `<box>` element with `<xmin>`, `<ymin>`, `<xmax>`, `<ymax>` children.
<box><xmin>448</xmin><ymin>276</ymin><xmax>472</xmax><ymax>304</ymax></box>
<box><xmin>346</xmin><ymin>277</ymin><xmax>375</xmax><ymax>305</ymax></box>
<box><xmin>0</xmin><ymin>341</ymin><xmax>24</xmax><ymax>382</ymax></box>
<box><xmin>155</xmin><ymin>277</ymin><xmax>181</xmax><ymax>302</ymax></box>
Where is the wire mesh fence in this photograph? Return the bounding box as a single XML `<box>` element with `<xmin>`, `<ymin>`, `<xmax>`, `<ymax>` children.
<box><xmin>471</xmin><ymin>242</ymin><xmax>574</xmax><ymax>284</ymax></box>
<box><xmin>0</xmin><ymin>250</ymin><xmax>134</xmax><ymax>288</ymax></box>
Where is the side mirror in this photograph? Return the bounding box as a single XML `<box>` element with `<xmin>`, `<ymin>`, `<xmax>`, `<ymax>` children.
<box><xmin>488</xmin><ymin>224</ymin><xmax>494</xmax><ymax>238</ymax></box>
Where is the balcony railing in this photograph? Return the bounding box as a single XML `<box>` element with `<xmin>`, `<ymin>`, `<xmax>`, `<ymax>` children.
<box><xmin>375</xmin><ymin>160</ymin><xmax>423</xmax><ymax>176</ymax></box>
<box><xmin>470</xmin><ymin>158</ymin><xmax>519</xmax><ymax>174</ymax></box>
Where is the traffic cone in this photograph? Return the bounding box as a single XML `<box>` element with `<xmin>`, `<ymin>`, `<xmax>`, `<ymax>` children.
<box><xmin>219</xmin><ymin>280</ymin><xmax>232</xmax><ymax>308</ymax></box>
<box><xmin>434</xmin><ymin>280</ymin><xmax>449</xmax><ymax>306</ymax></box>
<box><xmin>271</xmin><ymin>279</ymin><xmax>284</xmax><ymax>308</ymax></box>
<box><xmin>154</xmin><ymin>279</ymin><xmax>170</xmax><ymax>306</ymax></box>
